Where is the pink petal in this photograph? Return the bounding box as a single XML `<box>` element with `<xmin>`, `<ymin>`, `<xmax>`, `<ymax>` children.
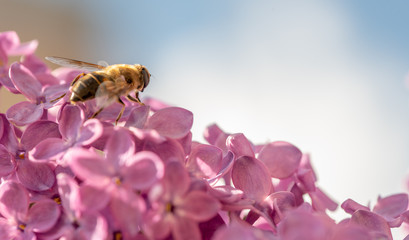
<box><xmin>67</xmin><ymin>148</ymin><xmax>114</xmax><ymax>184</ymax></box>
<box><xmin>26</xmin><ymin>199</ymin><xmax>60</xmax><ymax>232</ymax></box>
<box><xmin>105</xmin><ymin>128</ymin><xmax>135</xmax><ymax>168</ymax></box>
<box><xmin>171</xmin><ymin>215</ymin><xmax>201</xmax><ymax>240</ymax></box>
<box><xmin>204</xmin><ymin>124</ymin><xmax>229</xmax><ymax>154</ymax></box>
<box><xmin>29</xmin><ymin>138</ymin><xmax>68</xmax><ymax>161</ymax></box>
<box><xmin>78</xmin><ymin>119</ymin><xmax>103</xmax><ymax>146</ymax></box>
<box><xmin>6</xmin><ymin>101</ymin><xmax>44</xmax><ymax>126</ymax></box>
<box><xmin>58</xmin><ymin>104</ymin><xmax>83</xmax><ymax>141</ymax></box>
<box><xmin>56</xmin><ymin>173</ymin><xmax>79</xmax><ymax>218</ymax></box>
<box><xmin>130</xmin><ymin>127</ymin><xmax>165</xmax><ymax>144</ymax></box>
<box><xmin>400</xmin><ymin>210</ymin><xmax>409</xmax><ymax>223</ymax></box>
<box><xmin>144</xmin><ymin>211</ymin><xmax>171</xmax><ymax>239</ymax></box>
<box><xmin>332</xmin><ymin>225</ymin><xmax>372</xmax><ymax>240</ymax></box>
<box><xmin>290</xmin><ymin>183</ymin><xmax>304</xmax><ymax>206</ymax></box>
<box><xmin>51</xmin><ymin>67</ymin><xmax>85</xmax><ymax>84</ymax></box>
<box><xmin>264</xmin><ymin>191</ymin><xmax>296</xmax><ymax>221</ymax></box>
<box><xmin>204</xmin><ymin>124</ymin><xmax>225</xmax><ymax>146</ymax></box>
<box><xmin>21</xmin><ymin>54</ymin><xmax>49</xmax><ymax>73</ymax></box>
<box><xmin>143</xmin><ymin>138</ymin><xmax>186</xmax><ymax>164</ymax></box>
<box><xmin>218</xmin><ymin>215</ymin><xmax>276</xmax><ymax>240</ymax></box>
<box><xmin>274</xmin><ymin>176</ymin><xmax>295</xmax><ymax>192</ymax></box>
<box><xmin>210</xmin><ymin>185</ymin><xmax>244</xmax><ymax>204</ymax></box>
<box><xmin>226</xmin><ymin>133</ymin><xmax>255</xmax><ymax>158</ymax></box>
<box><xmin>309</xmin><ymin>187</ymin><xmax>337</xmax><ymax>212</ymax></box>
<box><xmin>0</xmin><ymin>144</ymin><xmax>14</xmax><ymax>177</ymax></box>
<box><xmin>110</xmin><ymin>188</ymin><xmax>145</xmax><ymax>237</ymax></box>
<box><xmin>373</xmin><ymin>193</ymin><xmax>408</xmax><ymax>221</ymax></box>
<box><xmin>231</xmin><ymin>156</ymin><xmax>272</xmax><ymax>202</ymax></box>
<box><xmin>222</xmin><ymin>199</ymin><xmax>256</xmax><ymax>212</ymax></box>
<box><xmin>0</xmin><ymin>31</ymin><xmax>20</xmax><ymax>53</ymax></box>
<box><xmin>143</xmin><ymin>97</ymin><xmax>171</xmax><ymax>111</ymax></box>
<box><xmin>296</xmin><ymin>168</ymin><xmax>316</xmax><ymax>192</ymax></box>
<box><xmin>16</xmin><ymin>160</ymin><xmax>55</xmax><ymax>191</ymax></box>
<box><xmin>124</xmin><ymin>105</ymin><xmax>150</xmax><ymax>128</ymax></box>
<box><xmin>164</xmin><ymin>161</ymin><xmax>190</xmax><ymax>198</ymax></box>
<box><xmin>9</xmin><ymin>62</ymin><xmax>41</xmax><ymax>101</ymax></box>
<box><xmin>0</xmin><ymin>180</ymin><xmax>29</xmax><ymax>221</ymax></box>
<box><xmin>87</xmin><ymin>122</ymin><xmax>114</xmax><ymax>150</ymax></box>
<box><xmin>78</xmin><ymin>184</ymin><xmax>110</xmax><ymax>212</ymax></box>
<box><xmin>0</xmin><ymin>31</ymin><xmax>36</xmax><ymax>55</ymax></box>
<box><xmin>186</xmin><ymin>144</ymin><xmax>223</xmax><ymax>179</ymax></box>
<box><xmin>176</xmin><ymin>191</ymin><xmax>221</xmax><ymax>222</ymax></box>
<box><xmin>8</xmin><ymin>40</ymin><xmax>38</xmax><ymax>56</ymax></box>
<box><xmin>299</xmin><ymin>154</ymin><xmax>317</xmax><ymax>180</ymax></box>
<box><xmin>277</xmin><ymin>209</ymin><xmax>334</xmax><ymax>239</ymax></box>
<box><xmin>0</xmin><ymin>114</ymin><xmax>19</xmax><ymax>152</ymax></box>
<box><xmin>254</xmin><ymin>144</ymin><xmax>265</xmax><ymax>154</ymax></box>
<box><xmin>177</xmin><ymin>131</ymin><xmax>192</xmax><ymax>155</ymax></box>
<box><xmin>146</xmin><ymin>107</ymin><xmax>193</xmax><ymax>139</ymax></box>
<box><xmin>341</xmin><ymin>199</ymin><xmax>370</xmax><ymax>215</ymax></box>
<box><xmin>350</xmin><ymin>210</ymin><xmax>392</xmax><ymax>240</ymax></box>
<box><xmin>20</xmin><ymin>120</ymin><xmax>61</xmax><ymax>151</ymax></box>
<box><xmin>258</xmin><ymin>141</ymin><xmax>302</xmax><ymax>179</ymax></box>
<box><xmin>20</xmin><ymin>231</ymin><xmax>36</xmax><ymax>240</ymax></box>
<box><xmin>122</xmin><ymin>151</ymin><xmax>164</xmax><ymax>190</ymax></box>
<box><xmin>32</xmin><ymin>212</ymin><xmax>73</xmax><ymax>240</ymax></box>
<box><xmin>387</xmin><ymin>216</ymin><xmax>404</xmax><ymax>228</ymax></box>
<box><xmin>43</xmin><ymin>82</ymin><xmax>70</xmax><ymax>101</ymax></box>
<box><xmin>198</xmin><ymin>214</ymin><xmax>226</xmax><ymax>240</ymax></box>
<box><xmin>0</xmin><ymin>74</ymin><xmax>20</xmax><ymax>93</ymax></box>
<box><xmin>76</xmin><ymin>212</ymin><xmax>108</xmax><ymax>240</ymax></box>
<box><xmin>212</xmin><ymin>224</ymin><xmax>264</xmax><ymax>240</ymax></box>
<box><xmin>207</xmin><ymin>151</ymin><xmax>235</xmax><ymax>185</ymax></box>
<box><xmin>0</xmin><ymin>217</ymin><xmax>17</xmax><ymax>239</ymax></box>
<box><xmin>88</xmin><ymin>100</ymin><xmax>133</xmax><ymax>122</ymax></box>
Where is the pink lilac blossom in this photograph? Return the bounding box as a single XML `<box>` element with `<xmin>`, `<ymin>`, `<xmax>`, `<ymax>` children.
<box><xmin>0</xmin><ymin>31</ymin><xmax>38</xmax><ymax>92</ymax></box>
<box><xmin>0</xmin><ymin>31</ymin><xmax>408</xmax><ymax>240</ymax></box>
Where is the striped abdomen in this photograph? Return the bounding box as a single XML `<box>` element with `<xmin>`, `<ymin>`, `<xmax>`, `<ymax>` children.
<box><xmin>70</xmin><ymin>72</ymin><xmax>109</xmax><ymax>102</ymax></box>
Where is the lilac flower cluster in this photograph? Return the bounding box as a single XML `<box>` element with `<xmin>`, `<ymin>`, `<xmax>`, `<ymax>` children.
<box><xmin>0</xmin><ymin>31</ymin><xmax>408</xmax><ymax>239</ymax></box>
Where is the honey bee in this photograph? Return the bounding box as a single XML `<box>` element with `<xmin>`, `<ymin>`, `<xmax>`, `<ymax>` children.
<box><xmin>45</xmin><ymin>56</ymin><xmax>150</xmax><ymax>124</ymax></box>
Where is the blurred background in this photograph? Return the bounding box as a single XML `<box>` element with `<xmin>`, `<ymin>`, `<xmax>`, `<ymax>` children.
<box><xmin>1</xmin><ymin>0</ymin><xmax>409</xmax><ymax>228</ymax></box>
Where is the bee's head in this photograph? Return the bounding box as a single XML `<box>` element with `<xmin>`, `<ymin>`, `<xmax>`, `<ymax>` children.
<box><xmin>134</xmin><ymin>64</ymin><xmax>150</xmax><ymax>92</ymax></box>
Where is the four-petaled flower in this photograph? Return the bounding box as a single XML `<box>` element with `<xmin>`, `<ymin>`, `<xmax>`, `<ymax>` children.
<box><xmin>6</xmin><ymin>62</ymin><xmax>69</xmax><ymax>126</ymax></box>
<box><xmin>145</xmin><ymin>161</ymin><xmax>221</xmax><ymax>240</ymax></box>
<box><xmin>0</xmin><ymin>181</ymin><xmax>60</xmax><ymax>239</ymax></box>
<box><xmin>0</xmin><ymin>31</ymin><xmax>38</xmax><ymax>92</ymax></box>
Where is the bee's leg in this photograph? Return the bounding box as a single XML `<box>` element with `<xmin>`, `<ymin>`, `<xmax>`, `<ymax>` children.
<box><xmin>115</xmin><ymin>98</ymin><xmax>126</xmax><ymax>125</ymax></box>
<box><xmin>50</xmin><ymin>93</ymin><xmax>67</xmax><ymax>103</ymax></box>
<box><xmin>91</xmin><ymin>107</ymin><xmax>104</xmax><ymax>119</ymax></box>
<box><xmin>126</xmin><ymin>91</ymin><xmax>144</xmax><ymax>105</ymax></box>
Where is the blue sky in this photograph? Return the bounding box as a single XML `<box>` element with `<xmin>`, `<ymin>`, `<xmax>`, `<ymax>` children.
<box><xmin>8</xmin><ymin>1</ymin><xmax>409</xmax><ymax>227</ymax></box>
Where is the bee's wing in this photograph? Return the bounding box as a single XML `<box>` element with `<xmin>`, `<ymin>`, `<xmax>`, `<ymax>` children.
<box><xmin>94</xmin><ymin>79</ymin><xmax>128</xmax><ymax>109</ymax></box>
<box><xmin>45</xmin><ymin>56</ymin><xmax>106</xmax><ymax>72</ymax></box>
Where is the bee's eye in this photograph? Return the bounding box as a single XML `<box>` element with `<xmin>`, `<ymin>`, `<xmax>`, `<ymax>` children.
<box><xmin>142</xmin><ymin>68</ymin><xmax>150</xmax><ymax>76</ymax></box>
<box><xmin>126</xmin><ymin>78</ymin><xmax>133</xmax><ymax>84</ymax></box>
